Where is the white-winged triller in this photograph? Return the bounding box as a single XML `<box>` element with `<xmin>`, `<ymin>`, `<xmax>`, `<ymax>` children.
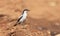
<box><xmin>14</xmin><ymin>9</ymin><xmax>30</xmax><ymax>26</ymax></box>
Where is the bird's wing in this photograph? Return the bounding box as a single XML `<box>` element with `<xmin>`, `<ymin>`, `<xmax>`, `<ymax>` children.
<box><xmin>17</xmin><ymin>15</ymin><xmax>23</xmax><ymax>22</ymax></box>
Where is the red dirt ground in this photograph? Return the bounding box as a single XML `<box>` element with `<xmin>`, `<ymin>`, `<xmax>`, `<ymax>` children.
<box><xmin>0</xmin><ymin>0</ymin><xmax>60</xmax><ymax>36</ymax></box>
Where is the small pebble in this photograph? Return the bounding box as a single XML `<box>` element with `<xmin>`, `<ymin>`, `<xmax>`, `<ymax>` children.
<box><xmin>49</xmin><ymin>2</ymin><xmax>57</xmax><ymax>7</ymax></box>
<box><xmin>55</xmin><ymin>34</ymin><xmax>60</xmax><ymax>36</ymax></box>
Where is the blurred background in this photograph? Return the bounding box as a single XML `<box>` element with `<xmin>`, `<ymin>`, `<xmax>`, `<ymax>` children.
<box><xmin>0</xmin><ymin>0</ymin><xmax>60</xmax><ymax>36</ymax></box>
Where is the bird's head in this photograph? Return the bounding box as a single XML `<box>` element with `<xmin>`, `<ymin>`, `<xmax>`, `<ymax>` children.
<box><xmin>23</xmin><ymin>9</ymin><xmax>30</xmax><ymax>13</ymax></box>
<box><xmin>24</xmin><ymin>9</ymin><xmax>30</xmax><ymax>11</ymax></box>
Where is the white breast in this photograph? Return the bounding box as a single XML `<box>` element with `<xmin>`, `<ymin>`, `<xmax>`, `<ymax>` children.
<box><xmin>20</xmin><ymin>11</ymin><xmax>27</xmax><ymax>22</ymax></box>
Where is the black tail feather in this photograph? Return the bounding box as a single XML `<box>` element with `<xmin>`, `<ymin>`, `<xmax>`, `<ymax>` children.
<box><xmin>14</xmin><ymin>21</ymin><xmax>21</xmax><ymax>26</ymax></box>
<box><xmin>14</xmin><ymin>23</ymin><xmax>17</xmax><ymax>26</ymax></box>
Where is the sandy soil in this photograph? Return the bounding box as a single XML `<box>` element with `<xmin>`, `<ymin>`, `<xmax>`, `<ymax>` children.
<box><xmin>0</xmin><ymin>0</ymin><xmax>60</xmax><ymax>36</ymax></box>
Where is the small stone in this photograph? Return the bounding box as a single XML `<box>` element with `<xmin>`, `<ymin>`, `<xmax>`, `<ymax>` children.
<box><xmin>49</xmin><ymin>2</ymin><xmax>57</xmax><ymax>7</ymax></box>
<box><xmin>55</xmin><ymin>34</ymin><xmax>60</xmax><ymax>36</ymax></box>
<box><xmin>47</xmin><ymin>30</ymin><xmax>51</xmax><ymax>34</ymax></box>
<box><xmin>55</xmin><ymin>23</ymin><xmax>60</xmax><ymax>26</ymax></box>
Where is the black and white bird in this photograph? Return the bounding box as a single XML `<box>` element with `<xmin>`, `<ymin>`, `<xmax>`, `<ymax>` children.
<box><xmin>14</xmin><ymin>9</ymin><xmax>30</xmax><ymax>26</ymax></box>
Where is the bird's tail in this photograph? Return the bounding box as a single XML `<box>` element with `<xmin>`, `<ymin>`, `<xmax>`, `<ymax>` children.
<box><xmin>14</xmin><ymin>22</ymin><xmax>17</xmax><ymax>26</ymax></box>
<box><xmin>14</xmin><ymin>21</ymin><xmax>19</xmax><ymax>26</ymax></box>
<box><xmin>14</xmin><ymin>21</ymin><xmax>21</xmax><ymax>26</ymax></box>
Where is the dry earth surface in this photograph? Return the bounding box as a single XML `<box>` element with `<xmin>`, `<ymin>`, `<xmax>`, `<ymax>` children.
<box><xmin>0</xmin><ymin>0</ymin><xmax>60</xmax><ymax>36</ymax></box>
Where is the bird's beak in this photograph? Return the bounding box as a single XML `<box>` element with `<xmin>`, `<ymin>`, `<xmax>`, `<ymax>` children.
<box><xmin>28</xmin><ymin>10</ymin><xmax>30</xmax><ymax>11</ymax></box>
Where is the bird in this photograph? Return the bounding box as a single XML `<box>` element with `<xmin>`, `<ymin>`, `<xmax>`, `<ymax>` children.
<box><xmin>14</xmin><ymin>9</ymin><xmax>30</xmax><ymax>26</ymax></box>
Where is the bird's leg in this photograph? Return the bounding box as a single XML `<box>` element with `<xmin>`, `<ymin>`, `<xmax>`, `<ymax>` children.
<box><xmin>23</xmin><ymin>19</ymin><xmax>27</xmax><ymax>24</ymax></box>
<box><xmin>24</xmin><ymin>19</ymin><xmax>29</xmax><ymax>24</ymax></box>
<box><xmin>20</xmin><ymin>20</ymin><xmax>27</xmax><ymax>29</ymax></box>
